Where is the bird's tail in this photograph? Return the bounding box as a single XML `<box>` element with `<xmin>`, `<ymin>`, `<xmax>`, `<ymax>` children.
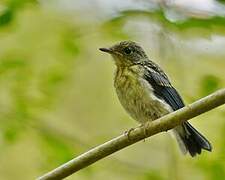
<box><xmin>173</xmin><ymin>122</ymin><xmax>212</xmax><ymax>157</ymax></box>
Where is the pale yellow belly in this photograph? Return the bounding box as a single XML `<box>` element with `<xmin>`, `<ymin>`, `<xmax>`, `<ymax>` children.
<box><xmin>114</xmin><ymin>72</ymin><xmax>172</xmax><ymax>123</ymax></box>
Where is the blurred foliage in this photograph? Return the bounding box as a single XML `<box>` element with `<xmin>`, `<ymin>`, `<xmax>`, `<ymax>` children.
<box><xmin>103</xmin><ymin>10</ymin><xmax>225</xmax><ymax>40</ymax></box>
<box><xmin>0</xmin><ymin>1</ymin><xmax>225</xmax><ymax>180</ymax></box>
<box><xmin>39</xmin><ymin>131</ymin><xmax>75</xmax><ymax>169</ymax></box>
<box><xmin>0</xmin><ymin>0</ymin><xmax>38</xmax><ymax>26</ymax></box>
<box><xmin>0</xmin><ymin>8</ymin><xmax>13</xmax><ymax>26</ymax></box>
<box><xmin>0</xmin><ymin>3</ymin><xmax>81</xmax><ymax>177</ymax></box>
<box><xmin>200</xmin><ymin>75</ymin><xmax>221</xmax><ymax>96</ymax></box>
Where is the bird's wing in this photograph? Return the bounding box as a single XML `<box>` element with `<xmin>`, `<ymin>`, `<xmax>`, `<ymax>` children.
<box><xmin>143</xmin><ymin>63</ymin><xmax>185</xmax><ymax>111</ymax></box>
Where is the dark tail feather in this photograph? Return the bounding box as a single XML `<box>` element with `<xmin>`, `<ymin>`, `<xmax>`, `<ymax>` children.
<box><xmin>174</xmin><ymin>122</ymin><xmax>212</xmax><ymax>157</ymax></box>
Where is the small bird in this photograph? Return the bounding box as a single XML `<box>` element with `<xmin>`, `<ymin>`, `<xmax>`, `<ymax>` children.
<box><xmin>99</xmin><ymin>41</ymin><xmax>212</xmax><ymax>157</ymax></box>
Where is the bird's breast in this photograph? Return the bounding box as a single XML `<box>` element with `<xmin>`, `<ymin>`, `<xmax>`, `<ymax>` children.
<box><xmin>114</xmin><ymin>66</ymin><xmax>172</xmax><ymax>123</ymax></box>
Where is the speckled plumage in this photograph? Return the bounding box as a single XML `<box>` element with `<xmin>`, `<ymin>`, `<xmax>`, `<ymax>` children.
<box><xmin>114</xmin><ymin>64</ymin><xmax>172</xmax><ymax>124</ymax></box>
<box><xmin>100</xmin><ymin>41</ymin><xmax>212</xmax><ymax>157</ymax></box>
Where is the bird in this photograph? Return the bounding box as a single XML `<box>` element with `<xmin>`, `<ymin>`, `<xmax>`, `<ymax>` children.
<box><xmin>99</xmin><ymin>40</ymin><xmax>212</xmax><ymax>157</ymax></box>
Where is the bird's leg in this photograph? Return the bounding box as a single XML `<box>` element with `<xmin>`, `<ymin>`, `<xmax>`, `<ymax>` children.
<box><xmin>124</xmin><ymin>123</ymin><xmax>148</xmax><ymax>141</ymax></box>
<box><xmin>124</xmin><ymin>128</ymin><xmax>135</xmax><ymax>141</ymax></box>
<box><xmin>138</xmin><ymin>123</ymin><xmax>148</xmax><ymax>142</ymax></box>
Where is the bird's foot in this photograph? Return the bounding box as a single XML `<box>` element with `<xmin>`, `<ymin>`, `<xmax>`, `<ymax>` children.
<box><xmin>124</xmin><ymin>128</ymin><xmax>135</xmax><ymax>141</ymax></box>
<box><xmin>139</xmin><ymin>123</ymin><xmax>148</xmax><ymax>142</ymax></box>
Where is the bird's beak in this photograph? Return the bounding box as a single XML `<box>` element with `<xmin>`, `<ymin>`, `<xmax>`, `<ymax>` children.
<box><xmin>99</xmin><ymin>48</ymin><xmax>113</xmax><ymax>54</ymax></box>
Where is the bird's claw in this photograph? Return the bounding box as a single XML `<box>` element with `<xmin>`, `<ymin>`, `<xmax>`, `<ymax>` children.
<box><xmin>124</xmin><ymin>128</ymin><xmax>135</xmax><ymax>141</ymax></box>
<box><xmin>124</xmin><ymin>123</ymin><xmax>148</xmax><ymax>142</ymax></box>
<box><xmin>139</xmin><ymin>123</ymin><xmax>148</xmax><ymax>142</ymax></box>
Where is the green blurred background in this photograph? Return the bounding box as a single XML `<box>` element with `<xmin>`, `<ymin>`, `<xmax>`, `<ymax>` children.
<box><xmin>0</xmin><ymin>0</ymin><xmax>225</xmax><ymax>179</ymax></box>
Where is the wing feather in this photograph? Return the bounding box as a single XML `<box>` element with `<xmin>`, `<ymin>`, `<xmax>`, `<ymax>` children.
<box><xmin>143</xmin><ymin>64</ymin><xmax>184</xmax><ymax>111</ymax></box>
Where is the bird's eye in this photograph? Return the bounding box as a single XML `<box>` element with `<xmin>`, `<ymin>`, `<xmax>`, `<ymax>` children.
<box><xmin>124</xmin><ymin>47</ymin><xmax>132</xmax><ymax>55</ymax></box>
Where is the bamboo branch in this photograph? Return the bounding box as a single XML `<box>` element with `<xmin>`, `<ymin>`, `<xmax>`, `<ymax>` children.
<box><xmin>37</xmin><ymin>89</ymin><xmax>225</xmax><ymax>180</ymax></box>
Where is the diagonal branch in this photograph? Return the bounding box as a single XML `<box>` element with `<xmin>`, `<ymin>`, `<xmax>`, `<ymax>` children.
<box><xmin>37</xmin><ymin>89</ymin><xmax>225</xmax><ymax>180</ymax></box>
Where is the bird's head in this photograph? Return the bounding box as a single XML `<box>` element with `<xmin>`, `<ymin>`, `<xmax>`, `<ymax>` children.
<box><xmin>99</xmin><ymin>41</ymin><xmax>148</xmax><ymax>67</ymax></box>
